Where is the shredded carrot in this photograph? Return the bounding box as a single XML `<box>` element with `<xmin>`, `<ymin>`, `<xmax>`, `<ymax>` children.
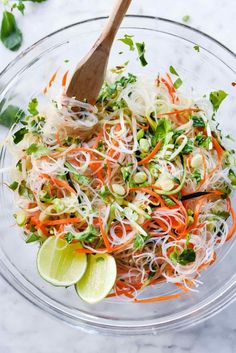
<box><xmin>158</xmin><ymin>108</ymin><xmax>199</xmax><ymax>117</ymax></box>
<box><xmin>61</xmin><ymin>70</ymin><xmax>69</xmax><ymax>87</ymax></box>
<box><xmin>49</xmin><ymin>70</ymin><xmax>58</xmax><ymax>87</ymax></box>
<box><xmin>134</xmin><ymin>289</ymin><xmax>188</xmax><ymax>303</ymax></box>
<box><xmin>200</xmin><ymin>137</ymin><xmax>224</xmax><ymax>187</ymax></box>
<box><xmin>40</xmin><ymin>173</ymin><xmax>76</xmax><ymax>194</ymax></box>
<box><xmin>226</xmin><ymin>198</ymin><xmax>236</xmax><ymax>241</ymax></box>
<box><xmin>42</xmin><ymin>217</ymin><xmax>81</xmax><ymax>226</ymax></box>
<box><xmin>138</xmin><ymin>140</ymin><xmax>162</xmax><ymax>165</ymax></box>
<box><xmin>98</xmin><ymin>212</ymin><xmax>111</xmax><ymax>251</ymax></box>
<box><xmin>92</xmin><ymin>130</ymin><xmax>103</xmax><ymax>149</ymax></box>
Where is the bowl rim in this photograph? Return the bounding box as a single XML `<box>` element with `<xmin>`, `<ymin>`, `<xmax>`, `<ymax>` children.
<box><xmin>1</xmin><ymin>14</ymin><xmax>236</xmax><ymax>335</ymax></box>
<box><xmin>0</xmin><ymin>14</ymin><xmax>235</xmax><ymax>78</ymax></box>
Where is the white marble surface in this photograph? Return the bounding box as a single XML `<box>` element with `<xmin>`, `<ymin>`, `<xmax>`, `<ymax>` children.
<box><xmin>0</xmin><ymin>0</ymin><xmax>236</xmax><ymax>352</ymax></box>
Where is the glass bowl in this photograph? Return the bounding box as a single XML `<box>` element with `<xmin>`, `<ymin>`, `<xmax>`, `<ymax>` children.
<box><xmin>0</xmin><ymin>15</ymin><xmax>236</xmax><ymax>335</ymax></box>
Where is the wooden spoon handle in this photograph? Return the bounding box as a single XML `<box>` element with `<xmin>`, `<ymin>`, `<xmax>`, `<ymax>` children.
<box><xmin>100</xmin><ymin>0</ymin><xmax>132</xmax><ymax>44</ymax></box>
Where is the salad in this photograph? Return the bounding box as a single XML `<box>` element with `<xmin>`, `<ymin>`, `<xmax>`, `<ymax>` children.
<box><xmin>5</xmin><ymin>38</ymin><xmax>236</xmax><ymax>304</ymax></box>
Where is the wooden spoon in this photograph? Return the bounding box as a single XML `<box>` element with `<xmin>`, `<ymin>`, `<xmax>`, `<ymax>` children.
<box><xmin>66</xmin><ymin>0</ymin><xmax>132</xmax><ymax>104</ymax></box>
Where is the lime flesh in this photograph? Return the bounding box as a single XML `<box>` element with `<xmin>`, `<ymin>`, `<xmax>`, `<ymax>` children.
<box><xmin>75</xmin><ymin>254</ymin><xmax>117</xmax><ymax>304</ymax></box>
<box><xmin>37</xmin><ymin>236</ymin><xmax>87</xmax><ymax>287</ymax></box>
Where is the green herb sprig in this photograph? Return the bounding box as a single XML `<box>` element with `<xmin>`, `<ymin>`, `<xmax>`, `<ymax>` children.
<box><xmin>0</xmin><ymin>0</ymin><xmax>47</xmax><ymax>51</ymax></box>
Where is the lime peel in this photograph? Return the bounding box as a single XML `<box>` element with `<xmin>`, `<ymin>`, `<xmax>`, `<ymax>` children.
<box><xmin>37</xmin><ymin>236</ymin><xmax>87</xmax><ymax>287</ymax></box>
<box><xmin>75</xmin><ymin>253</ymin><xmax>117</xmax><ymax>304</ymax></box>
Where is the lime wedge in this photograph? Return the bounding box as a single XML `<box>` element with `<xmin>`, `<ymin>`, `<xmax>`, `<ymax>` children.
<box><xmin>75</xmin><ymin>254</ymin><xmax>117</xmax><ymax>304</ymax></box>
<box><xmin>37</xmin><ymin>236</ymin><xmax>87</xmax><ymax>287</ymax></box>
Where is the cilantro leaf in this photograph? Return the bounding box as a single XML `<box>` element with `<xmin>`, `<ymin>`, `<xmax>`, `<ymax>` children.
<box><xmin>65</xmin><ymin>162</ymin><xmax>91</xmax><ymax>185</ymax></box>
<box><xmin>133</xmin><ymin>233</ymin><xmax>146</xmax><ymax>249</ymax></box>
<box><xmin>18</xmin><ymin>180</ymin><xmax>34</xmax><ymax>200</ymax></box>
<box><xmin>192</xmin><ymin>116</ymin><xmax>205</xmax><ymax>127</ymax></box>
<box><xmin>12</xmin><ymin>1</ymin><xmax>25</xmax><ymax>14</ymax></box>
<box><xmin>64</xmin><ymin>232</ymin><xmax>74</xmax><ymax>244</ymax></box>
<box><xmin>13</xmin><ymin>127</ymin><xmax>28</xmax><ymax>144</ymax></box>
<box><xmin>195</xmin><ymin>133</ymin><xmax>212</xmax><ymax>148</ymax></box>
<box><xmin>172</xmin><ymin>129</ymin><xmax>184</xmax><ymax>142</ymax></box>
<box><xmin>228</xmin><ymin>169</ymin><xmax>236</xmax><ymax>187</ymax></box>
<box><xmin>0</xmin><ymin>11</ymin><xmax>22</xmax><ymax>51</ymax></box>
<box><xmin>191</xmin><ymin>169</ymin><xmax>201</xmax><ymax>183</ymax></box>
<box><xmin>26</xmin><ymin>143</ymin><xmax>48</xmax><ymax>157</ymax></box>
<box><xmin>26</xmin><ymin>232</ymin><xmax>39</xmax><ymax>243</ymax></box>
<box><xmin>118</xmin><ymin>34</ymin><xmax>135</xmax><ymax>51</ymax></box>
<box><xmin>0</xmin><ymin>103</ymin><xmax>25</xmax><ymax>128</ymax></box>
<box><xmin>64</xmin><ymin>225</ymin><xmax>97</xmax><ymax>243</ymax></box>
<box><xmin>97</xmin><ymin>73</ymin><xmax>136</xmax><ymax>104</ymax></box>
<box><xmin>181</xmin><ymin>139</ymin><xmax>193</xmax><ymax>154</ymax></box>
<box><xmin>210</xmin><ymin>90</ymin><xmax>228</xmax><ymax>112</ymax></box>
<box><xmin>28</xmin><ymin>98</ymin><xmax>38</xmax><ymax>116</ymax></box>
<box><xmin>120</xmin><ymin>166</ymin><xmax>131</xmax><ymax>182</ymax></box>
<box><xmin>154</xmin><ymin>118</ymin><xmax>172</xmax><ymax>143</ymax></box>
<box><xmin>193</xmin><ymin>45</ymin><xmax>200</xmax><ymax>52</ymax></box>
<box><xmin>9</xmin><ymin>181</ymin><xmax>18</xmax><ymax>191</ymax></box>
<box><xmin>135</xmin><ymin>42</ymin><xmax>148</xmax><ymax>67</ymax></box>
<box><xmin>178</xmin><ymin>248</ymin><xmax>196</xmax><ymax>265</ymax></box>
<box><xmin>170</xmin><ymin>247</ymin><xmax>196</xmax><ymax>265</ymax></box>
<box><xmin>169</xmin><ymin>66</ymin><xmax>179</xmax><ymax>76</ymax></box>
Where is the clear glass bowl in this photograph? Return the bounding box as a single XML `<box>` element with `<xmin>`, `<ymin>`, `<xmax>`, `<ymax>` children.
<box><xmin>0</xmin><ymin>15</ymin><xmax>236</xmax><ymax>335</ymax></box>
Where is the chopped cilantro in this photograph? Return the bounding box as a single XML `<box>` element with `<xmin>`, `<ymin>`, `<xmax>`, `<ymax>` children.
<box><xmin>0</xmin><ymin>104</ymin><xmax>25</xmax><ymax>128</ymax></box>
<box><xmin>9</xmin><ymin>181</ymin><xmax>18</xmax><ymax>191</ymax></box>
<box><xmin>97</xmin><ymin>73</ymin><xmax>137</xmax><ymax>103</ymax></box>
<box><xmin>13</xmin><ymin>127</ymin><xmax>28</xmax><ymax>144</ymax></box>
<box><xmin>98</xmin><ymin>185</ymin><xmax>113</xmax><ymax>202</ymax></box>
<box><xmin>64</xmin><ymin>232</ymin><xmax>74</xmax><ymax>244</ymax></box>
<box><xmin>209</xmin><ymin>90</ymin><xmax>228</xmax><ymax>112</ymax></box>
<box><xmin>153</xmin><ymin>118</ymin><xmax>172</xmax><ymax>143</ymax></box>
<box><xmin>133</xmin><ymin>233</ymin><xmax>146</xmax><ymax>249</ymax></box>
<box><xmin>135</xmin><ymin>42</ymin><xmax>148</xmax><ymax>67</ymax></box>
<box><xmin>193</xmin><ymin>45</ymin><xmax>200</xmax><ymax>52</ymax></box>
<box><xmin>65</xmin><ymin>162</ymin><xmax>91</xmax><ymax>185</ymax></box>
<box><xmin>18</xmin><ymin>180</ymin><xmax>34</xmax><ymax>200</ymax></box>
<box><xmin>228</xmin><ymin>169</ymin><xmax>236</xmax><ymax>187</ymax></box>
<box><xmin>118</xmin><ymin>34</ymin><xmax>135</xmax><ymax>51</ymax></box>
<box><xmin>16</xmin><ymin>159</ymin><xmax>22</xmax><ymax>171</ymax></box>
<box><xmin>170</xmin><ymin>247</ymin><xmax>196</xmax><ymax>265</ymax></box>
<box><xmin>192</xmin><ymin>169</ymin><xmax>201</xmax><ymax>183</ymax></box>
<box><xmin>192</xmin><ymin>116</ymin><xmax>205</xmax><ymax>127</ymax></box>
<box><xmin>120</xmin><ymin>166</ymin><xmax>131</xmax><ymax>182</ymax></box>
<box><xmin>181</xmin><ymin>139</ymin><xmax>193</xmax><ymax>154</ymax></box>
<box><xmin>26</xmin><ymin>232</ymin><xmax>39</xmax><ymax>244</ymax></box>
<box><xmin>64</xmin><ymin>225</ymin><xmax>97</xmax><ymax>243</ymax></box>
<box><xmin>26</xmin><ymin>143</ymin><xmax>48</xmax><ymax>157</ymax></box>
<box><xmin>178</xmin><ymin>248</ymin><xmax>196</xmax><ymax>265</ymax></box>
<box><xmin>169</xmin><ymin>66</ymin><xmax>179</xmax><ymax>76</ymax></box>
<box><xmin>28</xmin><ymin>98</ymin><xmax>39</xmax><ymax>116</ymax></box>
<box><xmin>173</xmin><ymin>129</ymin><xmax>184</xmax><ymax>141</ymax></box>
<box><xmin>195</xmin><ymin>133</ymin><xmax>211</xmax><ymax>148</ymax></box>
